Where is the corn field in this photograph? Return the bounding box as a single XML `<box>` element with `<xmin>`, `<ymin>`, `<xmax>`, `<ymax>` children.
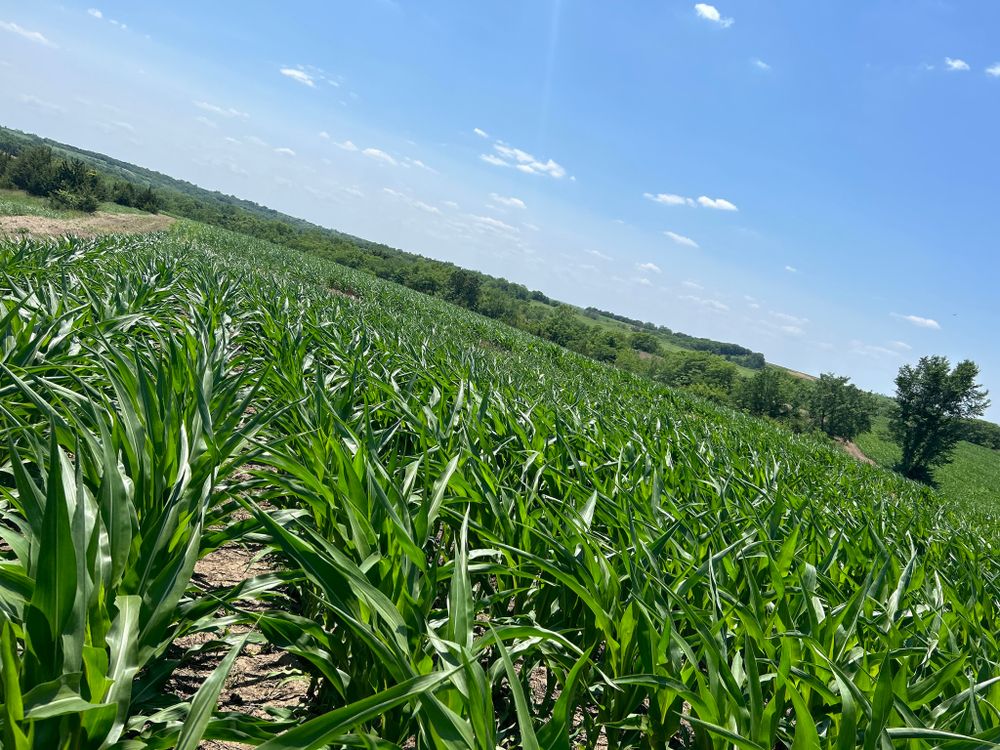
<box><xmin>1</xmin><ymin>222</ymin><xmax>999</xmax><ymax>749</ymax></box>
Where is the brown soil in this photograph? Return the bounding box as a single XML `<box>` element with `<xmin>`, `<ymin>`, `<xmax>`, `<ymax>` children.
<box><xmin>0</xmin><ymin>211</ymin><xmax>175</xmax><ymax>237</ymax></box>
<box><xmin>165</xmin><ymin>540</ymin><xmax>309</xmax><ymax>750</ymax></box>
<box><xmin>837</xmin><ymin>438</ymin><xmax>876</xmax><ymax>465</ymax></box>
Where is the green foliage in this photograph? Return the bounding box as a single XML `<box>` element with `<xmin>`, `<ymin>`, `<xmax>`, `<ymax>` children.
<box><xmin>628</xmin><ymin>331</ymin><xmax>661</xmax><ymax>354</ymax></box>
<box><xmin>890</xmin><ymin>355</ymin><xmax>990</xmax><ymax>482</ymax></box>
<box><xmin>2</xmin><ymin>224</ymin><xmax>1000</xmax><ymax>748</ymax></box>
<box><xmin>736</xmin><ymin>367</ymin><xmax>788</xmax><ymax>418</ymax></box>
<box><xmin>810</xmin><ymin>372</ymin><xmax>874</xmax><ymax>440</ymax></box>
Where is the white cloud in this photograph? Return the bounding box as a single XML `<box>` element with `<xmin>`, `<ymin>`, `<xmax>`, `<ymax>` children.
<box><xmin>664</xmin><ymin>230</ymin><xmax>699</xmax><ymax>248</ymax></box>
<box><xmin>851</xmin><ymin>341</ymin><xmax>899</xmax><ymax>358</ymax></box>
<box><xmin>471</xmin><ymin>214</ymin><xmax>519</xmax><ymax>234</ymax></box>
<box><xmin>780</xmin><ymin>325</ymin><xmax>804</xmax><ymax>336</ymax></box>
<box><xmin>637</xmin><ymin>262</ymin><xmax>662</xmax><ymax>274</ymax></box>
<box><xmin>193</xmin><ymin>100</ymin><xmax>248</xmax><ymax>119</ymax></box>
<box><xmin>682</xmin><ymin>280</ymin><xmax>703</xmax><ymax>290</ymax></box>
<box><xmin>752</xmin><ymin>58</ymin><xmax>771</xmax><ymax>71</ymax></box>
<box><xmin>194</xmin><ymin>116</ymin><xmax>217</xmax><ymax>128</ymax></box>
<box><xmin>404</xmin><ymin>157</ymin><xmax>436</xmax><ymax>172</ymax></box>
<box><xmin>770</xmin><ymin>311</ymin><xmax>808</xmax><ymax>326</ymax></box>
<box><xmin>891</xmin><ymin>313</ymin><xmax>941</xmax><ymax>330</ymax></box>
<box><xmin>280</xmin><ymin>67</ymin><xmax>316</xmax><ymax>87</ymax></box>
<box><xmin>443</xmin><ymin>200</ymin><xmax>460</xmax><ymax>209</ymax></box>
<box><xmin>87</xmin><ymin>8</ymin><xmax>103</xmax><ymax>19</ymax></box>
<box><xmin>644</xmin><ymin>192</ymin><xmax>696</xmax><ymax>207</ymax></box>
<box><xmin>694</xmin><ymin>3</ymin><xmax>734</xmax><ymax>28</ymax></box>
<box><xmin>383</xmin><ymin>187</ymin><xmax>441</xmax><ymax>215</ymax></box>
<box><xmin>362</xmin><ymin>147</ymin><xmax>397</xmax><ymax>165</ymax></box>
<box><xmin>274</xmin><ymin>147</ymin><xmax>296</xmax><ymax>157</ymax></box>
<box><xmin>473</xmin><ymin>127</ymin><xmax>489</xmax><ymax>138</ymax></box>
<box><xmin>490</xmin><ymin>193</ymin><xmax>526</xmax><ymax>209</ymax></box>
<box><xmin>784</xmin><ymin>265</ymin><xmax>797</xmax><ymax>273</ymax></box>
<box><xmin>245</xmin><ymin>135</ymin><xmax>268</xmax><ymax>147</ymax></box>
<box><xmin>336</xmin><ymin>140</ymin><xmax>358</xmax><ymax>151</ymax></box>
<box><xmin>586</xmin><ymin>249</ymin><xmax>613</xmax><ymax>261</ymax></box>
<box><xmin>483</xmin><ymin>141</ymin><xmax>569</xmax><ymax>179</ymax></box>
<box><xmin>944</xmin><ymin>57</ymin><xmax>970</xmax><ymax>72</ymax></box>
<box><xmin>987</xmin><ymin>63</ymin><xmax>1000</xmax><ymax>77</ymax></box>
<box><xmin>636</xmin><ymin>277</ymin><xmax>654</xmax><ymax>287</ymax></box>
<box><xmin>18</xmin><ymin>94</ymin><xmax>64</xmax><ymax>112</ymax></box>
<box><xmin>890</xmin><ymin>340</ymin><xmax>912</xmax><ymax>351</ymax></box>
<box><xmin>697</xmin><ymin>195</ymin><xmax>738</xmax><ymax>211</ymax></box>
<box><xmin>318</xmin><ymin>131</ymin><xmax>330</xmax><ymax>139</ymax></box>
<box><xmin>0</xmin><ymin>20</ymin><xmax>57</xmax><ymax>47</ymax></box>
<box><xmin>680</xmin><ymin>294</ymin><xmax>730</xmax><ymax>312</ymax></box>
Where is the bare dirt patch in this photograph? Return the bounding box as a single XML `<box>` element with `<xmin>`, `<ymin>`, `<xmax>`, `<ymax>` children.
<box><xmin>165</xmin><ymin>541</ymin><xmax>310</xmax><ymax>749</ymax></box>
<box><xmin>837</xmin><ymin>438</ymin><xmax>876</xmax><ymax>465</ymax></box>
<box><xmin>0</xmin><ymin>211</ymin><xmax>175</xmax><ymax>238</ymax></box>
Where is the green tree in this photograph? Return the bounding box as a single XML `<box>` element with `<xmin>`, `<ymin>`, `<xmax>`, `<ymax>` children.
<box><xmin>629</xmin><ymin>331</ymin><xmax>661</xmax><ymax>355</ymax></box>
<box><xmin>809</xmin><ymin>373</ymin><xmax>874</xmax><ymax>441</ymax></box>
<box><xmin>890</xmin><ymin>356</ymin><xmax>990</xmax><ymax>482</ymax></box>
<box><xmin>445</xmin><ymin>268</ymin><xmax>482</xmax><ymax>309</ymax></box>
<box><xmin>9</xmin><ymin>145</ymin><xmax>58</xmax><ymax>196</ymax></box>
<box><xmin>737</xmin><ymin>368</ymin><xmax>786</xmax><ymax>419</ymax></box>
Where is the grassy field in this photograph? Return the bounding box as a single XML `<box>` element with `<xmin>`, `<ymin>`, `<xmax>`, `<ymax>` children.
<box><xmin>2</xmin><ymin>221</ymin><xmax>1000</xmax><ymax>748</ymax></box>
<box><xmin>856</xmin><ymin>415</ymin><xmax>1000</xmax><ymax>515</ymax></box>
<box><xmin>0</xmin><ymin>187</ymin><xmax>150</xmax><ymax>218</ymax></box>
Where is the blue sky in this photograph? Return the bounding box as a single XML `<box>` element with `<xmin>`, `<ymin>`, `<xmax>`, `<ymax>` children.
<box><xmin>2</xmin><ymin>1</ymin><xmax>998</xmax><ymax>418</ymax></box>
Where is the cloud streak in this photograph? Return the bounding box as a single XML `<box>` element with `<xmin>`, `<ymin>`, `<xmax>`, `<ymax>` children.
<box><xmin>891</xmin><ymin>312</ymin><xmax>941</xmax><ymax>330</ymax></box>
<box><xmin>0</xmin><ymin>20</ymin><xmax>57</xmax><ymax>47</ymax></box>
<box><xmin>694</xmin><ymin>4</ymin><xmax>734</xmax><ymax>28</ymax></box>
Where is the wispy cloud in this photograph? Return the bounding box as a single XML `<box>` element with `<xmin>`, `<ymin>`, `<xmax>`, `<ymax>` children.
<box><xmin>682</xmin><ymin>280</ymin><xmax>703</xmax><ymax>290</ymax></box>
<box><xmin>19</xmin><ymin>94</ymin><xmax>64</xmax><ymax>112</ymax></box>
<box><xmin>987</xmin><ymin>63</ymin><xmax>1000</xmax><ymax>77</ymax></box>
<box><xmin>319</xmin><ymin>131</ymin><xmax>330</xmax><ymax>139</ymax></box>
<box><xmin>681</xmin><ymin>294</ymin><xmax>730</xmax><ymax>312</ymax></box>
<box><xmin>490</xmin><ymin>193</ymin><xmax>526</xmax><ymax>209</ymax></box>
<box><xmin>637</xmin><ymin>262</ymin><xmax>662</xmax><ymax>274</ymax></box>
<box><xmin>470</xmin><ymin>214</ymin><xmax>519</xmax><ymax>234</ymax></box>
<box><xmin>944</xmin><ymin>57</ymin><xmax>970</xmax><ymax>72</ymax></box>
<box><xmin>694</xmin><ymin>3</ymin><xmax>734</xmax><ymax>28</ymax></box>
<box><xmin>87</xmin><ymin>8</ymin><xmax>103</xmax><ymax>19</ymax></box>
<box><xmin>697</xmin><ymin>195</ymin><xmax>738</xmax><ymax>211</ymax></box>
<box><xmin>481</xmin><ymin>140</ymin><xmax>569</xmax><ymax>179</ymax></box>
<box><xmin>645</xmin><ymin>192</ymin><xmax>737</xmax><ymax>211</ymax></box>
<box><xmin>586</xmin><ymin>249</ymin><xmax>613</xmax><ymax>261</ymax></box>
<box><xmin>784</xmin><ymin>265</ymin><xmax>798</xmax><ymax>273</ymax></box>
<box><xmin>891</xmin><ymin>312</ymin><xmax>941</xmax><ymax>330</ymax></box>
<box><xmin>636</xmin><ymin>277</ymin><xmax>654</xmax><ymax>287</ymax></box>
<box><xmin>336</xmin><ymin>140</ymin><xmax>358</xmax><ymax>151</ymax></box>
<box><xmin>362</xmin><ymin>147</ymin><xmax>397</xmax><ymax>165</ymax></box>
<box><xmin>193</xmin><ymin>100</ymin><xmax>249</xmax><ymax>119</ymax></box>
<box><xmin>752</xmin><ymin>58</ymin><xmax>771</xmax><ymax>71</ymax></box>
<box><xmin>645</xmin><ymin>192</ymin><xmax>695</xmax><ymax>207</ymax></box>
<box><xmin>280</xmin><ymin>67</ymin><xmax>315</xmax><ymax>87</ymax></box>
<box><xmin>473</xmin><ymin>127</ymin><xmax>489</xmax><ymax>138</ymax></box>
<box><xmin>890</xmin><ymin>340</ymin><xmax>912</xmax><ymax>351</ymax></box>
<box><xmin>383</xmin><ymin>187</ymin><xmax>441</xmax><ymax>215</ymax></box>
<box><xmin>770</xmin><ymin>311</ymin><xmax>808</xmax><ymax>326</ymax></box>
<box><xmin>0</xmin><ymin>20</ymin><xmax>57</xmax><ymax>47</ymax></box>
<box><xmin>664</xmin><ymin>230</ymin><xmax>699</xmax><ymax>248</ymax></box>
<box><xmin>274</xmin><ymin>147</ymin><xmax>296</xmax><ymax>157</ymax></box>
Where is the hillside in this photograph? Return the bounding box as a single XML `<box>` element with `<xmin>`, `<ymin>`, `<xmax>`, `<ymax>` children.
<box><xmin>0</xmin><ymin>124</ymin><xmax>766</xmax><ymax>372</ymax></box>
<box><xmin>2</xmin><ymin>220</ymin><xmax>1000</xmax><ymax>746</ymax></box>
<box><xmin>856</xmin><ymin>416</ymin><xmax>1000</xmax><ymax>515</ymax></box>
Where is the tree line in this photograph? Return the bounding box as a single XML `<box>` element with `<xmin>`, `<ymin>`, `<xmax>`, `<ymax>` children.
<box><xmin>0</xmin><ymin>145</ymin><xmax>161</xmax><ymax>213</ymax></box>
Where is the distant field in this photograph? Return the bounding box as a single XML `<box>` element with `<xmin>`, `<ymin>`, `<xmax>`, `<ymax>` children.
<box><xmin>856</xmin><ymin>415</ymin><xmax>1000</xmax><ymax>515</ymax></box>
